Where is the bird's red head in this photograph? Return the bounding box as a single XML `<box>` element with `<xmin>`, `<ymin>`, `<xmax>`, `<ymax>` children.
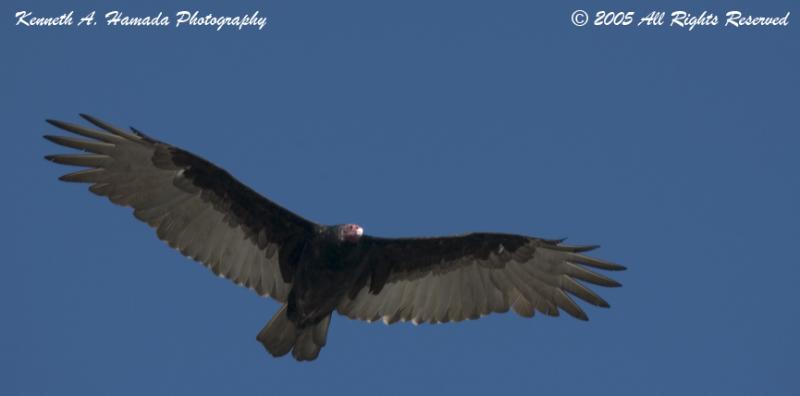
<box><xmin>339</xmin><ymin>223</ymin><xmax>364</xmax><ymax>243</ymax></box>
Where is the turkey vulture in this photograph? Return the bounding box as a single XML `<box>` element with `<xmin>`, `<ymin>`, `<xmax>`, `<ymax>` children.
<box><xmin>44</xmin><ymin>115</ymin><xmax>626</xmax><ymax>362</ymax></box>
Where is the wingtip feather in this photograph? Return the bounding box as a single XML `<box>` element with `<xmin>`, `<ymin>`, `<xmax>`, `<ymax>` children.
<box><xmin>79</xmin><ymin>114</ymin><xmax>137</xmax><ymax>139</ymax></box>
<box><xmin>546</xmin><ymin>243</ymin><xmax>601</xmax><ymax>253</ymax></box>
<box><xmin>45</xmin><ymin>119</ymin><xmax>78</xmax><ymax>132</ymax></box>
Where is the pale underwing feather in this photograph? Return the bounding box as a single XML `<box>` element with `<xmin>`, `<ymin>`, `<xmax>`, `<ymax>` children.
<box><xmin>338</xmin><ymin>242</ymin><xmax>622</xmax><ymax>325</ymax></box>
<box><xmin>45</xmin><ymin>116</ymin><xmax>305</xmax><ymax>303</ymax></box>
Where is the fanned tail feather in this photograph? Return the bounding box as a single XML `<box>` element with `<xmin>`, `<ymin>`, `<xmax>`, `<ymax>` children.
<box><xmin>257</xmin><ymin>305</ymin><xmax>331</xmax><ymax>361</ymax></box>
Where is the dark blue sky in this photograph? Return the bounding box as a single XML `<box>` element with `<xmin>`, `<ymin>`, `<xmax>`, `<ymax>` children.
<box><xmin>2</xmin><ymin>1</ymin><xmax>798</xmax><ymax>395</ymax></box>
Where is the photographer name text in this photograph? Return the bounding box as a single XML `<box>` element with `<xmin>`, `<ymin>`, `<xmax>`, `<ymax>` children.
<box><xmin>14</xmin><ymin>10</ymin><xmax>267</xmax><ymax>31</ymax></box>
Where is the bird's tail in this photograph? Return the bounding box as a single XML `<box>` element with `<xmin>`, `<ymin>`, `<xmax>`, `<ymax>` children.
<box><xmin>257</xmin><ymin>304</ymin><xmax>331</xmax><ymax>361</ymax></box>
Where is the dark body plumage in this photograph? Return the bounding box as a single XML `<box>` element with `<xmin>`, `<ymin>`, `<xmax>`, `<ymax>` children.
<box><xmin>45</xmin><ymin>115</ymin><xmax>626</xmax><ymax>361</ymax></box>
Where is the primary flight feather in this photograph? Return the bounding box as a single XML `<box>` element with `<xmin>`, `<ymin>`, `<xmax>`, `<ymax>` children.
<box><xmin>45</xmin><ymin>115</ymin><xmax>626</xmax><ymax>361</ymax></box>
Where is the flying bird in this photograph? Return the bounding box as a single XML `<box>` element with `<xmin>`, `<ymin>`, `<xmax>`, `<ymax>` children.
<box><xmin>44</xmin><ymin>115</ymin><xmax>626</xmax><ymax>361</ymax></box>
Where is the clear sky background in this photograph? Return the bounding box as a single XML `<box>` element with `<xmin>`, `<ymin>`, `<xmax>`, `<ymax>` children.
<box><xmin>2</xmin><ymin>1</ymin><xmax>798</xmax><ymax>395</ymax></box>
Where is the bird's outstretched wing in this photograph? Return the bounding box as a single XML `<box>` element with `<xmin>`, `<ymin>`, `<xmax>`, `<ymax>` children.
<box><xmin>338</xmin><ymin>234</ymin><xmax>625</xmax><ymax>324</ymax></box>
<box><xmin>44</xmin><ymin>114</ymin><xmax>316</xmax><ymax>302</ymax></box>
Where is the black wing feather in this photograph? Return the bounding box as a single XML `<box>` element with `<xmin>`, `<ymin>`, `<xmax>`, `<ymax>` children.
<box><xmin>339</xmin><ymin>234</ymin><xmax>624</xmax><ymax>324</ymax></box>
<box><xmin>45</xmin><ymin>115</ymin><xmax>316</xmax><ymax>302</ymax></box>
